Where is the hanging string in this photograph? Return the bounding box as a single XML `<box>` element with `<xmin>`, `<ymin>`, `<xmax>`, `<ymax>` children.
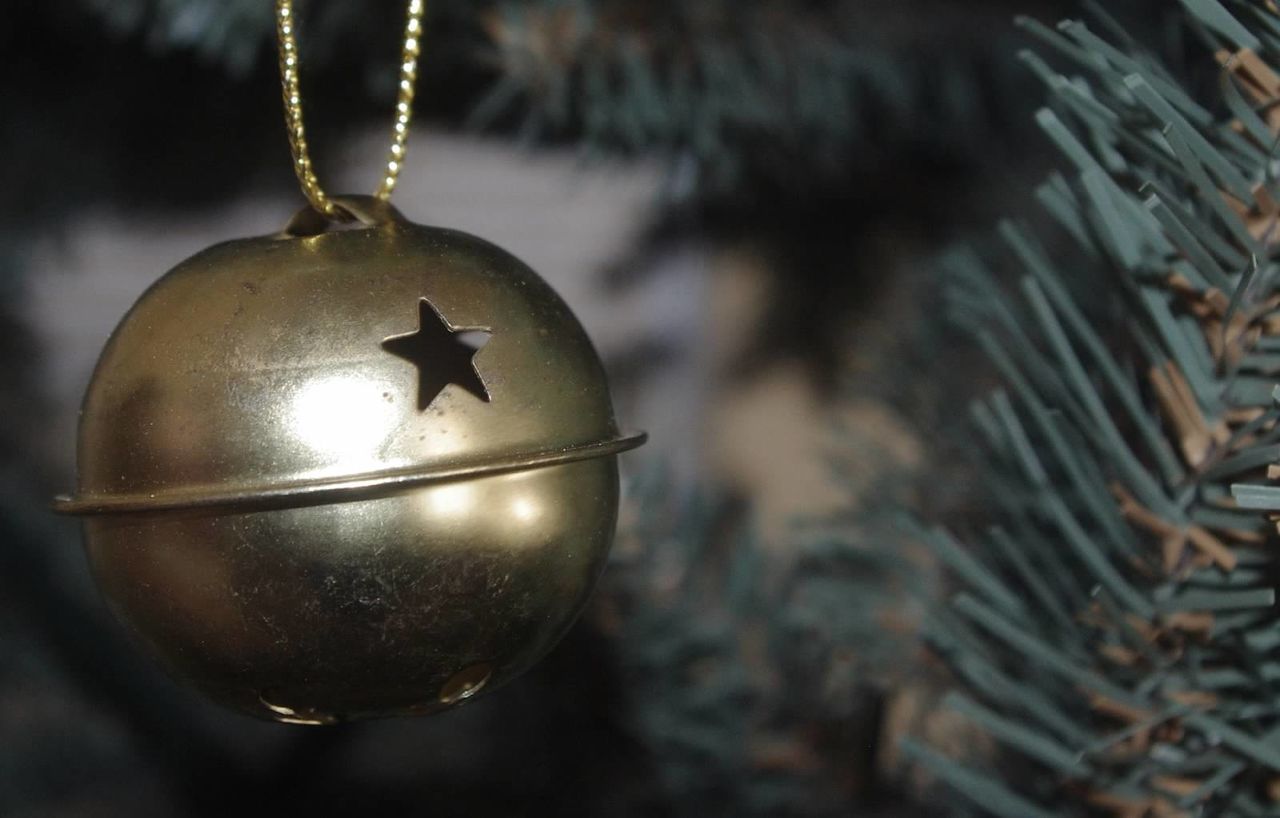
<box><xmin>275</xmin><ymin>0</ymin><xmax>425</xmax><ymax>217</ymax></box>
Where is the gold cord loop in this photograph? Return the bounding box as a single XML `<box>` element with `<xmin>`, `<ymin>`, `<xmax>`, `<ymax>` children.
<box><xmin>275</xmin><ymin>0</ymin><xmax>425</xmax><ymax>218</ymax></box>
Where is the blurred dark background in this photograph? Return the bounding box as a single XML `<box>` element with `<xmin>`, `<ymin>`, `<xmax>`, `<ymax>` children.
<box><xmin>0</xmin><ymin>0</ymin><xmax>1171</xmax><ymax>815</ymax></box>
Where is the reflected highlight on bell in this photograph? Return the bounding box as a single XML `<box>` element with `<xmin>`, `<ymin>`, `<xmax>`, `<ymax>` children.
<box><xmin>422</xmin><ymin>482</ymin><xmax>475</xmax><ymax>518</ymax></box>
<box><xmin>510</xmin><ymin>496</ymin><xmax>540</xmax><ymax>523</ymax></box>
<box><xmin>290</xmin><ymin>375</ymin><xmax>397</xmax><ymax>461</ymax></box>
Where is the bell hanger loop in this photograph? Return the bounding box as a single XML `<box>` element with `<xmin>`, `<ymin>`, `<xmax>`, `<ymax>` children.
<box><xmin>280</xmin><ymin>195</ymin><xmax>409</xmax><ymax>238</ymax></box>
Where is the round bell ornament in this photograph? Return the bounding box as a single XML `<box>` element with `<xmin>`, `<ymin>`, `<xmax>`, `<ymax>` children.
<box><xmin>53</xmin><ymin>1</ymin><xmax>643</xmax><ymax>723</ymax></box>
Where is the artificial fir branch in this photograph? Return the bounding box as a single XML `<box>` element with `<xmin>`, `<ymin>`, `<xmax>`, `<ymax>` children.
<box><xmin>909</xmin><ymin>1</ymin><xmax>1280</xmax><ymax>815</ymax></box>
<box><xmin>469</xmin><ymin>0</ymin><xmax>1047</xmax><ymax>188</ymax></box>
<box><xmin>601</xmin><ymin>468</ymin><xmax>930</xmax><ymax>816</ymax></box>
<box><xmin>75</xmin><ymin>0</ymin><xmax>1073</xmax><ymax>191</ymax></box>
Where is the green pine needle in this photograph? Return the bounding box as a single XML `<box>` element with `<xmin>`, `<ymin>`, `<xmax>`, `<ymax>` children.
<box><xmin>913</xmin><ymin>2</ymin><xmax>1280</xmax><ymax>815</ymax></box>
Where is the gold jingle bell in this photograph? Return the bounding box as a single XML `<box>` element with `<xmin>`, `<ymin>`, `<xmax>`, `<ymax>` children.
<box><xmin>55</xmin><ymin>196</ymin><xmax>645</xmax><ymax>723</ymax></box>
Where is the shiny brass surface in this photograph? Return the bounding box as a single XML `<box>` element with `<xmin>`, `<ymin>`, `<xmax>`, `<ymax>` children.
<box><xmin>54</xmin><ymin>436</ymin><xmax>641</xmax><ymax>515</ymax></box>
<box><xmin>85</xmin><ymin>460</ymin><xmax>618</xmax><ymax>722</ymax></box>
<box><xmin>59</xmin><ymin>198</ymin><xmax>644</xmax><ymax>722</ymax></box>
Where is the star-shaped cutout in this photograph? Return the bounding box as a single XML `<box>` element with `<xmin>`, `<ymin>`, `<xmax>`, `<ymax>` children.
<box><xmin>382</xmin><ymin>299</ymin><xmax>491</xmax><ymax>410</ymax></box>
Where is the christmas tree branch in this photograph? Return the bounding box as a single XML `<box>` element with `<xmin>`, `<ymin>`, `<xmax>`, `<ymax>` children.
<box><xmin>912</xmin><ymin>1</ymin><xmax>1280</xmax><ymax>814</ymax></box>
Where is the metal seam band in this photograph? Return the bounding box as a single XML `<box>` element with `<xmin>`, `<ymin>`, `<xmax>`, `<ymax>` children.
<box><xmin>54</xmin><ymin>432</ymin><xmax>646</xmax><ymax>516</ymax></box>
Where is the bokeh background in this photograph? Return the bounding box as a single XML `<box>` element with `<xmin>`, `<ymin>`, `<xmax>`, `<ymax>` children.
<box><xmin>0</xmin><ymin>0</ymin><xmax>1179</xmax><ymax>815</ymax></box>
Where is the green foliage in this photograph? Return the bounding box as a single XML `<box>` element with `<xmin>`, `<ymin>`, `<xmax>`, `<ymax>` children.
<box><xmin>76</xmin><ymin>0</ymin><xmax>1059</xmax><ymax>192</ymax></box>
<box><xmin>81</xmin><ymin>0</ymin><xmax>272</xmax><ymax>72</ymax></box>
<box><xmin>908</xmin><ymin>1</ymin><xmax>1280</xmax><ymax>815</ymax></box>
<box><xmin>607</xmin><ymin>469</ymin><xmax>928</xmax><ymax>816</ymax></box>
<box><xmin>470</xmin><ymin>0</ymin><xmax>1041</xmax><ymax>189</ymax></box>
